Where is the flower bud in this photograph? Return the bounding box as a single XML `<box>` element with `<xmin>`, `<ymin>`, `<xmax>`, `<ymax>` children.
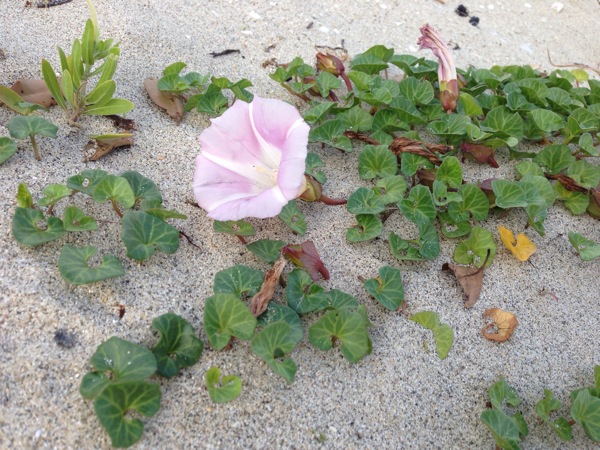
<box><xmin>316</xmin><ymin>53</ymin><xmax>345</xmax><ymax>77</ymax></box>
<box><xmin>299</xmin><ymin>175</ymin><xmax>323</xmax><ymax>202</ymax></box>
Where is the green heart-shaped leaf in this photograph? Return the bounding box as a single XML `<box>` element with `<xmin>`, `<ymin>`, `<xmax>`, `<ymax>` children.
<box><xmin>66</xmin><ymin>169</ymin><xmax>108</xmax><ymax>196</ymax></box>
<box><xmin>7</xmin><ymin>116</ymin><xmax>58</xmax><ymax>140</ymax></box>
<box><xmin>286</xmin><ymin>269</ymin><xmax>329</xmax><ymax>314</ymax></box>
<box><xmin>62</xmin><ymin>206</ymin><xmax>97</xmax><ymax>231</ymax></box>
<box><xmin>536</xmin><ymin>389</ymin><xmax>573</xmax><ymax>441</ymax></box>
<box><xmin>37</xmin><ymin>184</ymin><xmax>71</xmax><ymax>207</ymax></box>
<box><xmin>410</xmin><ymin>311</ymin><xmax>440</xmax><ymax>330</ymax></box>
<box><xmin>305</xmin><ymin>152</ymin><xmax>327</xmax><ymax>183</ymax></box>
<box><xmin>257</xmin><ymin>303</ymin><xmax>303</xmax><ymax>344</ymax></box>
<box><xmin>399</xmin><ymin>185</ymin><xmax>436</xmax><ymax>224</ymax></box>
<box><xmin>375</xmin><ymin>176</ymin><xmax>407</xmax><ymax>204</ymax></box>
<box><xmin>358</xmin><ymin>144</ymin><xmax>398</xmax><ymax>179</ymax></box>
<box><xmin>529</xmin><ymin>109</ymin><xmax>564</xmax><ymax>133</ymax></box>
<box><xmin>533</xmin><ymin>144</ymin><xmax>575</xmax><ymax>175</ymax></box>
<box><xmin>453</xmin><ymin>226</ymin><xmax>496</xmax><ymax>268</ymax></box>
<box><xmin>400</xmin><ymin>152</ymin><xmax>434</xmax><ymax>177</ymax></box>
<box><xmin>92</xmin><ymin>174</ymin><xmax>135</xmax><ymax>209</ymax></box>
<box><xmin>213</xmin><ymin>219</ymin><xmax>255</xmax><ymax>236</ymax></box>
<box><xmin>251</xmin><ymin>321</ymin><xmax>300</xmax><ymax>384</ymax></box>
<box><xmin>399</xmin><ymin>77</ymin><xmax>435</xmax><ymax>105</ymax></box>
<box><xmin>481</xmin><ymin>106</ymin><xmax>524</xmax><ymax>140</ymax></box>
<box><xmin>346</xmin><ymin>214</ymin><xmax>383</xmax><ymax>242</ymax></box>
<box><xmin>80</xmin><ymin>337</ymin><xmax>157</xmax><ymax>400</ymax></box>
<box><xmin>205</xmin><ymin>367</ymin><xmax>242</xmax><ymax>403</ymax></box>
<box><xmin>213</xmin><ymin>265</ymin><xmax>263</xmax><ymax>298</ymax></box>
<box><xmin>568</xmin><ymin>232</ymin><xmax>600</xmax><ymax>261</ymax></box>
<box><xmin>303</xmin><ymin>102</ymin><xmax>335</xmax><ymax>125</ymax></box>
<box><xmin>94</xmin><ymin>381</ymin><xmax>161</xmax><ymax>448</ymax></box>
<box><xmin>554</xmin><ymin>183</ymin><xmax>589</xmax><ymax>215</ymax></box>
<box><xmin>120</xmin><ymin>171</ymin><xmax>163</xmax><ymax>210</ymax></box>
<box><xmin>432</xmin><ymin>323</ymin><xmax>454</xmax><ymax>359</ymax></box>
<box><xmin>571</xmin><ymin>389</ymin><xmax>600</xmax><ymax>441</ymax></box>
<box><xmin>279</xmin><ymin>200</ymin><xmax>307</xmax><ymax>236</ymax></box>
<box><xmin>0</xmin><ymin>137</ymin><xmax>17</xmax><ymax>164</ymax></box>
<box><xmin>363</xmin><ymin>266</ymin><xmax>404</xmax><ymax>310</ymax></box>
<box><xmin>58</xmin><ymin>245</ymin><xmax>124</xmax><ymax>285</ymax></box>
<box><xmin>436</xmin><ymin>156</ymin><xmax>463</xmax><ymax>189</ymax></box>
<box><xmin>567</xmin><ymin>160</ymin><xmax>600</xmax><ymax>190</ymax></box>
<box><xmin>480</xmin><ymin>409</ymin><xmax>521</xmax><ymax>450</ymax></box>
<box><xmin>347</xmin><ymin>187</ymin><xmax>386</xmax><ymax>215</ymax></box>
<box><xmin>492</xmin><ymin>180</ymin><xmax>528</xmax><ymax>209</ymax></box>
<box><xmin>309</xmin><ymin>306</ymin><xmax>371</xmax><ymax>363</ymax></box>
<box><xmin>203</xmin><ymin>293</ymin><xmax>257</xmax><ymax>350</ymax></box>
<box><xmin>339</xmin><ymin>105</ymin><xmax>373</xmax><ymax>132</ymax></box>
<box><xmin>121</xmin><ymin>210</ymin><xmax>180</xmax><ymax>261</ymax></box>
<box><xmin>326</xmin><ymin>289</ymin><xmax>359</xmax><ymax>310</ymax></box>
<box><xmin>151</xmin><ymin>313</ymin><xmax>203</xmax><ymax>378</ymax></box>
<box><xmin>16</xmin><ymin>183</ymin><xmax>33</xmax><ymax>208</ymax></box>
<box><xmin>12</xmin><ymin>207</ymin><xmax>67</xmax><ymax>247</ymax></box>
<box><xmin>246</xmin><ymin>239</ymin><xmax>285</xmax><ymax>264</ymax></box>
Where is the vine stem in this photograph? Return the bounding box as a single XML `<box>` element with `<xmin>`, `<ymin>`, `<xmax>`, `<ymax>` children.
<box><xmin>319</xmin><ymin>195</ymin><xmax>347</xmax><ymax>206</ymax></box>
<box><xmin>30</xmin><ymin>135</ymin><xmax>40</xmax><ymax>160</ymax></box>
<box><xmin>110</xmin><ymin>200</ymin><xmax>123</xmax><ymax>218</ymax></box>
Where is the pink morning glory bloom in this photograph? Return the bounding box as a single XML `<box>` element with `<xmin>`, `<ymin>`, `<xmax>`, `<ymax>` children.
<box><xmin>418</xmin><ymin>24</ymin><xmax>459</xmax><ymax>113</ymax></box>
<box><xmin>193</xmin><ymin>95</ymin><xmax>310</xmax><ymax>221</ymax></box>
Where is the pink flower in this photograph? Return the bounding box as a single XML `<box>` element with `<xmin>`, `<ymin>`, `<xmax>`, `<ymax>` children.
<box><xmin>193</xmin><ymin>95</ymin><xmax>310</xmax><ymax>220</ymax></box>
<box><xmin>417</xmin><ymin>24</ymin><xmax>458</xmax><ymax>113</ymax></box>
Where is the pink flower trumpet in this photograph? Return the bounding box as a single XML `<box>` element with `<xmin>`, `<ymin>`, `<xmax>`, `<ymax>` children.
<box><xmin>417</xmin><ymin>24</ymin><xmax>458</xmax><ymax>113</ymax></box>
<box><xmin>193</xmin><ymin>95</ymin><xmax>310</xmax><ymax>220</ymax></box>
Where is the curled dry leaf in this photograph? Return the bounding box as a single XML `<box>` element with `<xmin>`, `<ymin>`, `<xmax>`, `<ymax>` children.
<box><xmin>106</xmin><ymin>114</ymin><xmax>138</xmax><ymax>131</ymax></box>
<box><xmin>545</xmin><ymin>173</ymin><xmax>588</xmax><ymax>193</ymax></box>
<box><xmin>482</xmin><ymin>308</ymin><xmax>518</xmax><ymax>342</ymax></box>
<box><xmin>84</xmin><ymin>134</ymin><xmax>134</xmax><ymax>161</ymax></box>
<box><xmin>144</xmin><ymin>77</ymin><xmax>185</xmax><ymax>122</ymax></box>
<box><xmin>442</xmin><ymin>249</ymin><xmax>490</xmax><ymax>308</ymax></box>
<box><xmin>249</xmin><ymin>256</ymin><xmax>287</xmax><ymax>317</ymax></box>
<box><xmin>460</xmin><ymin>142</ymin><xmax>499</xmax><ymax>168</ymax></box>
<box><xmin>10</xmin><ymin>79</ymin><xmax>56</xmax><ymax>107</ymax></box>
<box><xmin>282</xmin><ymin>240</ymin><xmax>330</xmax><ymax>282</ymax></box>
<box><xmin>344</xmin><ymin>131</ymin><xmax>380</xmax><ymax>145</ymax></box>
<box><xmin>389</xmin><ymin>136</ymin><xmax>453</xmax><ymax>165</ymax></box>
<box><xmin>498</xmin><ymin>226</ymin><xmax>536</xmax><ymax>262</ymax></box>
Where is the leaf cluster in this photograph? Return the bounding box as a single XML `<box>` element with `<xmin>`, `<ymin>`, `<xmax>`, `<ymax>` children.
<box><xmin>80</xmin><ymin>313</ymin><xmax>202</xmax><ymax>448</ymax></box>
<box><xmin>12</xmin><ymin>170</ymin><xmax>186</xmax><ymax>284</ymax></box>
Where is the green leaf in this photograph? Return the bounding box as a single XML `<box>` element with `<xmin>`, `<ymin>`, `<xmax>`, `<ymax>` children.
<box><xmin>326</xmin><ymin>289</ymin><xmax>359</xmax><ymax>310</ymax></box>
<box><xmin>489</xmin><ymin>378</ymin><xmax>521</xmax><ymax>410</ymax></box>
<box><xmin>436</xmin><ymin>156</ymin><xmax>463</xmax><ymax>189</ymax></box>
<box><xmin>121</xmin><ymin>210</ymin><xmax>180</xmax><ymax>261</ymax></box>
<box><xmin>94</xmin><ymin>381</ymin><xmax>161</xmax><ymax>448</ymax></box>
<box><xmin>453</xmin><ymin>226</ymin><xmax>496</xmax><ymax>268</ymax></box>
<box><xmin>346</xmin><ymin>214</ymin><xmax>383</xmax><ymax>242</ymax></box>
<box><xmin>568</xmin><ymin>232</ymin><xmax>600</xmax><ymax>261</ymax></box>
<box><xmin>389</xmin><ymin>97</ymin><xmax>427</xmax><ymax>126</ymax></box>
<box><xmin>246</xmin><ymin>239</ymin><xmax>285</xmax><ymax>264</ymax></box>
<box><xmin>286</xmin><ymin>269</ymin><xmax>329</xmax><ymax>314</ymax></box>
<box><xmin>578</xmin><ymin>133</ymin><xmax>598</xmax><ymax>157</ymax></box>
<box><xmin>205</xmin><ymin>367</ymin><xmax>242</xmax><ymax>403</ymax></box>
<box><xmin>157</xmin><ymin>74</ymin><xmax>190</xmax><ymax>94</ymax></box>
<box><xmin>316</xmin><ymin>72</ymin><xmax>342</xmax><ymax>97</ymax></box>
<box><xmin>375</xmin><ymin>176</ymin><xmax>407</xmax><ymax>204</ymax></box>
<box><xmin>12</xmin><ymin>207</ymin><xmax>66</xmax><ymax>247</ymax></box>
<box><xmin>85</xmin><ymin>80</ymin><xmax>117</xmax><ymax>107</ymax></box>
<box><xmin>66</xmin><ymin>169</ymin><xmax>108</xmax><ymax>196</ymax></box>
<box><xmin>363</xmin><ymin>266</ymin><xmax>404</xmax><ymax>310</ymax></box>
<box><xmin>566</xmin><ymin>108</ymin><xmax>600</xmax><ymax>134</ymax></box>
<box><xmin>194</xmin><ymin>91</ymin><xmax>228</xmax><ymax>115</ymax></box>
<box><xmin>481</xmin><ymin>106</ymin><xmax>524</xmax><ymax>141</ymax></box>
<box><xmin>400</xmin><ymin>152</ymin><xmax>434</xmax><ymax>177</ymax></box>
<box><xmin>41</xmin><ymin>59</ymin><xmax>67</xmax><ymax>110</ymax></box>
<box><xmin>0</xmin><ymin>85</ymin><xmax>31</xmax><ymax>115</ymax></box>
<box><xmin>358</xmin><ymin>145</ymin><xmax>398</xmax><ymax>179</ymax></box>
<box><xmin>533</xmin><ymin>144</ymin><xmax>575</xmax><ymax>175</ymax></box>
<box><xmin>279</xmin><ymin>201</ymin><xmax>307</xmax><ymax>236</ymax></box>
<box><xmin>536</xmin><ymin>389</ymin><xmax>573</xmax><ymax>441</ymax></box>
<box><xmin>257</xmin><ymin>303</ymin><xmax>303</xmax><ymax>343</ymax></box>
<box><xmin>303</xmin><ymin>102</ymin><xmax>335</xmax><ymax>124</ymax></box>
<box><xmin>399</xmin><ymin>185</ymin><xmax>436</xmax><ymax>224</ymax></box>
<box><xmin>432</xmin><ymin>323</ymin><xmax>454</xmax><ymax>359</ymax></box>
<box><xmin>61</xmin><ymin>69</ymin><xmax>75</xmax><ymax>107</ymax></box>
<box><xmin>58</xmin><ymin>245</ymin><xmax>124</xmax><ymax>285</ymax></box>
<box><xmin>372</xmin><ymin>109</ymin><xmax>406</xmax><ymax>133</ymax></box>
<box><xmin>458</xmin><ymin>92</ymin><xmax>483</xmax><ymax>117</ymax></box>
<box><xmin>567</xmin><ymin>160</ymin><xmax>600</xmax><ymax>190</ymax></box>
<box><xmin>426</xmin><ymin>114</ymin><xmax>471</xmax><ymax>142</ymax></box>
<box><xmin>80</xmin><ymin>337</ymin><xmax>157</xmax><ymax>400</ymax></box>
<box><xmin>595</xmin><ymin>365</ymin><xmax>600</xmax><ymax>388</ymax></box>
<box><xmin>81</xmin><ymin>19</ymin><xmax>95</xmax><ymax>65</ymax></box>
<box><xmin>350</xmin><ymin>53</ymin><xmax>389</xmax><ymax>75</ymax></box>
<box><xmin>203</xmin><ymin>293</ymin><xmax>257</xmax><ymax>350</ymax></box>
<box><xmin>438</xmin><ymin>213</ymin><xmax>472</xmax><ymax>239</ymax></box>
<box><xmin>571</xmin><ymin>389</ymin><xmax>600</xmax><ymax>441</ymax></box>
<box><xmin>481</xmin><ymin>409</ymin><xmax>522</xmax><ymax>450</ymax></box>
<box><xmin>409</xmin><ymin>311</ymin><xmax>440</xmax><ymax>330</ymax></box>
<box><xmin>529</xmin><ymin>109</ymin><xmax>565</xmax><ymax>133</ymax></box>
<box><xmin>447</xmin><ymin>183</ymin><xmax>489</xmax><ymax>222</ymax></box>
<box><xmin>0</xmin><ymin>137</ymin><xmax>17</xmax><ymax>164</ymax></box>
<box><xmin>16</xmin><ymin>183</ymin><xmax>33</xmax><ymax>208</ymax></box>
<box><xmin>398</xmin><ymin>77</ymin><xmax>435</xmax><ymax>105</ymax></box>
<box><xmin>144</xmin><ymin>207</ymin><xmax>187</xmax><ymax>221</ymax></box>
<box><xmin>213</xmin><ymin>265</ymin><xmax>263</xmax><ymax>298</ymax></box>
<box><xmin>518</xmin><ymin>78</ymin><xmax>549</xmax><ymax>106</ymax></box>
<box><xmin>83</xmin><ymin>98</ymin><xmax>134</xmax><ymax>116</ymax></box>
<box><xmin>162</xmin><ymin>61</ymin><xmax>187</xmax><ymax>76</ymax></box>
<box><xmin>251</xmin><ymin>321</ymin><xmax>300</xmax><ymax>384</ymax></box>
<box><xmin>37</xmin><ymin>184</ymin><xmax>71</xmax><ymax>207</ymax></box>
<box><xmin>120</xmin><ymin>171</ymin><xmax>163</xmax><ymax>210</ymax></box>
<box><xmin>7</xmin><ymin>116</ymin><xmax>58</xmax><ymax>140</ymax></box>
<box><xmin>492</xmin><ymin>180</ymin><xmax>528</xmax><ymax>209</ymax></box>
<box><xmin>213</xmin><ymin>219</ymin><xmax>255</xmax><ymax>237</ymax></box>
<box><xmin>308</xmin><ymin>307</ymin><xmax>371</xmax><ymax>363</ymax></box>
<box><xmin>515</xmin><ymin>161</ymin><xmax>545</xmax><ymax>179</ymax></box>
<box><xmin>92</xmin><ymin>175</ymin><xmax>135</xmax><ymax>209</ymax></box>
<box><xmin>151</xmin><ymin>313</ymin><xmax>203</xmax><ymax>378</ymax></box>
<box><xmin>347</xmin><ymin>187</ymin><xmax>386</xmax><ymax>215</ymax></box>
<box><xmin>339</xmin><ymin>106</ymin><xmax>373</xmax><ymax>132</ymax></box>
<box><xmin>554</xmin><ymin>183</ymin><xmax>589</xmax><ymax>215</ymax></box>
<box><xmin>305</xmin><ymin>152</ymin><xmax>327</xmax><ymax>184</ymax></box>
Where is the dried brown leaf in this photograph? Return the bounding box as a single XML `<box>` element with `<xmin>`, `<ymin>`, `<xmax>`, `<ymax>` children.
<box><xmin>442</xmin><ymin>262</ymin><xmax>486</xmax><ymax>308</ymax></box>
<box><xmin>10</xmin><ymin>79</ymin><xmax>56</xmax><ymax>107</ymax></box>
<box><xmin>106</xmin><ymin>114</ymin><xmax>138</xmax><ymax>131</ymax></box>
<box><xmin>249</xmin><ymin>257</ymin><xmax>287</xmax><ymax>317</ymax></box>
<box><xmin>388</xmin><ymin>136</ymin><xmax>452</xmax><ymax>165</ymax></box>
<box><xmin>545</xmin><ymin>173</ymin><xmax>588</xmax><ymax>193</ymax></box>
<box><xmin>460</xmin><ymin>142</ymin><xmax>499</xmax><ymax>168</ymax></box>
<box><xmin>143</xmin><ymin>77</ymin><xmax>184</xmax><ymax>122</ymax></box>
<box><xmin>481</xmin><ymin>308</ymin><xmax>519</xmax><ymax>342</ymax></box>
<box><xmin>84</xmin><ymin>134</ymin><xmax>134</xmax><ymax>161</ymax></box>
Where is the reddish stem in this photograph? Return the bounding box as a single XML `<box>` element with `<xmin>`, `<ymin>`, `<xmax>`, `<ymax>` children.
<box><xmin>319</xmin><ymin>195</ymin><xmax>347</xmax><ymax>206</ymax></box>
<box><xmin>341</xmin><ymin>73</ymin><xmax>353</xmax><ymax>91</ymax></box>
<box><xmin>110</xmin><ymin>200</ymin><xmax>123</xmax><ymax>218</ymax></box>
<box><xmin>236</xmin><ymin>235</ymin><xmax>248</xmax><ymax>244</ymax></box>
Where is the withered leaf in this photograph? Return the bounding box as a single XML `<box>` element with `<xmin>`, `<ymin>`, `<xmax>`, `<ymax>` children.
<box><xmin>460</xmin><ymin>142</ymin><xmax>499</xmax><ymax>168</ymax></box>
<box><xmin>498</xmin><ymin>226</ymin><xmax>536</xmax><ymax>262</ymax></box>
<box><xmin>249</xmin><ymin>257</ymin><xmax>287</xmax><ymax>317</ymax></box>
<box><xmin>84</xmin><ymin>134</ymin><xmax>134</xmax><ymax>161</ymax></box>
<box><xmin>106</xmin><ymin>114</ymin><xmax>138</xmax><ymax>131</ymax></box>
<box><xmin>344</xmin><ymin>131</ymin><xmax>380</xmax><ymax>145</ymax></box>
<box><xmin>545</xmin><ymin>173</ymin><xmax>588</xmax><ymax>193</ymax></box>
<box><xmin>442</xmin><ymin>262</ymin><xmax>486</xmax><ymax>308</ymax></box>
<box><xmin>389</xmin><ymin>137</ymin><xmax>453</xmax><ymax>165</ymax></box>
<box><xmin>282</xmin><ymin>240</ymin><xmax>330</xmax><ymax>282</ymax></box>
<box><xmin>482</xmin><ymin>308</ymin><xmax>518</xmax><ymax>342</ymax></box>
<box><xmin>144</xmin><ymin>77</ymin><xmax>185</xmax><ymax>122</ymax></box>
<box><xmin>10</xmin><ymin>79</ymin><xmax>56</xmax><ymax>108</ymax></box>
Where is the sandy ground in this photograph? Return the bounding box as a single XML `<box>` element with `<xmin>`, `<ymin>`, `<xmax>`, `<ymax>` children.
<box><xmin>1</xmin><ymin>0</ymin><xmax>599</xmax><ymax>448</ymax></box>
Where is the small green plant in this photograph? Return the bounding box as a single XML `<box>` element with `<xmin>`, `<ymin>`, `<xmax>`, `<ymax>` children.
<box><xmin>409</xmin><ymin>311</ymin><xmax>454</xmax><ymax>359</ymax></box>
<box><xmin>11</xmin><ymin>170</ymin><xmax>187</xmax><ymax>284</ymax></box>
<box><xmin>205</xmin><ymin>367</ymin><xmax>242</xmax><ymax>403</ymax></box>
<box><xmin>41</xmin><ymin>1</ymin><xmax>133</xmax><ymax>123</ymax></box>
<box><xmin>80</xmin><ymin>313</ymin><xmax>202</xmax><ymax>448</ymax></box>
<box><xmin>7</xmin><ymin>115</ymin><xmax>58</xmax><ymax>160</ymax></box>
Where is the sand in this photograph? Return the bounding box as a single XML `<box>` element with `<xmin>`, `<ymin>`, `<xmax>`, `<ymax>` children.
<box><xmin>0</xmin><ymin>0</ymin><xmax>599</xmax><ymax>448</ymax></box>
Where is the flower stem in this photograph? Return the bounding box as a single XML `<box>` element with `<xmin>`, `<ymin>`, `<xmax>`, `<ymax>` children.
<box><xmin>30</xmin><ymin>135</ymin><xmax>40</xmax><ymax>160</ymax></box>
<box><xmin>341</xmin><ymin>73</ymin><xmax>353</xmax><ymax>91</ymax></box>
<box><xmin>319</xmin><ymin>195</ymin><xmax>347</xmax><ymax>206</ymax></box>
<box><xmin>110</xmin><ymin>199</ymin><xmax>123</xmax><ymax>218</ymax></box>
<box><xmin>235</xmin><ymin>235</ymin><xmax>248</xmax><ymax>245</ymax></box>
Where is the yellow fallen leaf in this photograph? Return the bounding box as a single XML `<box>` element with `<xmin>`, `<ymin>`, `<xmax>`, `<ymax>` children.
<box><xmin>498</xmin><ymin>225</ymin><xmax>536</xmax><ymax>262</ymax></box>
<box><xmin>482</xmin><ymin>308</ymin><xmax>519</xmax><ymax>342</ymax></box>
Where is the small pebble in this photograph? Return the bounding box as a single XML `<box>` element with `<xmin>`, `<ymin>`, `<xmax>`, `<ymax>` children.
<box><xmin>54</xmin><ymin>329</ymin><xmax>77</xmax><ymax>349</ymax></box>
<box><xmin>551</xmin><ymin>2</ymin><xmax>563</xmax><ymax>12</ymax></box>
<box><xmin>455</xmin><ymin>4</ymin><xmax>469</xmax><ymax>17</ymax></box>
<box><xmin>469</xmin><ymin>16</ymin><xmax>480</xmax><ymax>26</ymax></box>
